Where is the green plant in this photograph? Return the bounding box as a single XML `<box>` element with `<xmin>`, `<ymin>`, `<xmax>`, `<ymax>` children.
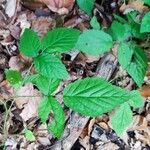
<box><xmin>5</xmin><ymin>21</ymin><xmax>148</xmax><ymax>138</ymax></box>
<box><xmin>76</xmin><ymin>0</ymin><xmax>95</xmax><ymax>16</ymax></box>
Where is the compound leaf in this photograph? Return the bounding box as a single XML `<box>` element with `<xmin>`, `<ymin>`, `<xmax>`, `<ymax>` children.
<box><xmin>140</xmin><ymin>12</ymin><xmax>150</xmax><ymax>33</ymax></box>
<box><xmin>63</xmin><ymin>77</ymin><xmax>130</xmax><ymax>117</ymax></box>
<box><xmin>19</xmin><ymin>28</ymin><xmax>41</xmax><ymax>57</ymax></box>
<box><xmin>38</xmin><ymin>96</ymin><xmax>65</xmax><ymax>138</ymax></box>
<box><xmin>110</xmin><ymin>103</ymin><xmax>133</xmax><ymax>135</ymax></box>
<box><xmin>76</xmin><ymin>0</ymin><xmax>95</xmax><ymax>16</ymax></box>
<box><xmin>34</xmin><ymin>54</ymin><xmax>69</xmax><ymax>79</ymax></box>
<box><xmin>75</xmin><ymin>30</ymin><xmax>113</xmax><ymax>55</ymax></box>
<box><xmin>42</xmin><ymin>28</ymin><xmax>80</xmax><ymax>53</ymax></box>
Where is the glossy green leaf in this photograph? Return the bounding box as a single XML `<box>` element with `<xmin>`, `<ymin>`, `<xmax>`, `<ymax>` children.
<box><xmin>108</xmin><ymin>21</ymin><xmax>131</xmax><ymax>41</ymax></box>
<box><xmin>26</xmin><ymin>74</ymin><xmax>60</xmax><ymax>95</ymax></box>
<box><xmin>76</xmin><ymin>0</ymin><xmax>95</xmax><ymax>16</ymax></box>
<box><xmin>75</xmin><ymin>30</ymin><xmax>113</xmax><ymax>55</ymax></box>
<box><xmin>90</xmin><ymin>16</ymin><xmax>100</xmax><ymax>30</ymax></box>
<box><xmin>118</xmin><ymin>43</ymin><xmax>148</xmax><ymax>87</ymax></box>
<box><xmin>63</xmin><ymin>77</ymin><xmax>130</xmax><ymax>117</ymax></box>
<box><xmin>38</xmin><ymin>96</ymin><xmax>65</xmax><ymax>138</ymax></box>
<box><xmin>110</xmin><ymin>103</ymin><xmax>133</xmax><ymax>135</ymax></box>
<box><xmin>19</xmin><ymin>28</ymin><xmax>41</xmax><ymax>57</ymax></box>
<box><xmin>128</xmin><ymin>90</ymin><xmax>144</xmax><ymax>108</ymax></box>
<box><xmin>140</xmin><ymin>12</ymin><xmax>150</xmax><ymax>33</ymax></box>
<box><xmin>42</xmin><ymin>28</ymin><xmax>80</xmax><ymax>53</ymax></box>
<box><xmin>5</xmin><ymin>69</ymin><xmax>22</xmax><ymax>86</ymax></box>
<box><xmin>34</xmin><ymin>54</ymin><xmax>69</xmax><ymax>79</ymax></box>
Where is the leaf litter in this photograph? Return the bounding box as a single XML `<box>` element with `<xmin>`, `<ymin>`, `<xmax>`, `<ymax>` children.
<box><xmin>0</xmin><ymin>0</ymin><xmax>149</xmax><ymax>149</ymax></box>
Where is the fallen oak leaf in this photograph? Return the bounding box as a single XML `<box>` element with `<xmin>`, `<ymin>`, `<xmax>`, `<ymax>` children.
<box><xmin>14</xmin><ymin>83</ymin><xmax>41</xmax><ymax>121</ymax></box>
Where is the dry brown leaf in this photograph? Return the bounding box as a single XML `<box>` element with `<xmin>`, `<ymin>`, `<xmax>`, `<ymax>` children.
<box><xmin>31</xmin><ymin>17</ymin><xmax>55</xmax><ymax>37</ymax></box>
<box><xmin>39</xmin><ymin>0</ymin><xmax>75</xmax><ymax>14</ymax></box>
<box><xmin>21</xmin><ymin>0</ymin><xmax>45</xmax><ymax>10</ymax></box>
<box><xmin>139</xmin><ymin>85</ymin><xmax>150</xmax><ymax>97</ymax></box>
<box><xmin>9</xmin><ymin>56</ymin><xmax>24</xmax><ymax>71</ymax></box>
<box><xmin>120</xmin><ymin>0</ymin><xmax>148</xmax><ymax>14</ymax></box>
<box><xmin>88</xmin><ymin>118</ymin><xmax>95</xmax><ymax>136</ymax></box>
<box><xmin>0</xmin><ymin>80</ymin><xmax>13</xmax><ymax>99</ymax></box>
<box><xmin>97</xmin><ymin>142</ymin><xmax>119</xmax><ymax>150</ymax></box>
<box><xmin>97</xmin><ymin>122</ymin><xmax>109</xmax><ymax>131</ymax></box>
<box><xmin>14</xmin><ymin>84</ymin><xmax>41</xmax><ymax>121</ymax></box>
<box><xmin>85</xmin><ymin>54</ymin><xmax>100</xmax><ymax>63</ymax></box>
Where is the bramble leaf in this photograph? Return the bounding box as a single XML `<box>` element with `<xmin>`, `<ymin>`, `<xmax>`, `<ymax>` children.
<box><xmin>38</xmin><ymin>96</ymin><xmax>51</xmax><ymax>123</ymax></box>
<box><xmin>5</xmin><ymin>69</ymin><xmax>22</xmax><ymax>86</ymax></box>
<box><xmin>25</xmin><ymin>74</ymin><xmax>60</xmax><ymax>95</ymax></box>
<box><xmin>126</xmin><ymin>12</ymin><xmax>145</xmax><ymax>39</ymax></box>
<box><xmin>75</xmin><ymin>30</ymin><xmax>113</xmax><ymax>55</ymax></box>
<box><xmin>48</xmin><ymin>97</ymin><xmax>65</xmax><ymax>138</ymax></box>
<box><xmin>19</xmin><ymin>28</ymin><xmax>41</xmax><ymax>57</ymax></box>
<box><xmin>34</xmin><ymin>54</ymin><xmax>69</xmax><ymax>79</ymax></box>
<box><xmin>110</xmin><ymin>103</ymin><xmax>133</xmax><ymax>135</ymax></box>
<box><xmin>38</xmin><ymin>96</ymin><xmax>65</xmax><ymax>138</ymax></box>
<box><xmin>140</xmin><ymin>12</ymin><xmax>150</xmax><ymax>33</ymax></box>
<box><xmin>118</xmin><ymin>43</ymin><xmax>148</xmax><ymax>87</ymax></box>
<box><xmin>108</xmin><ymin>21</ymin><xmax>131</xmax><ymax>41</ymax></box>
<box><xmin>42</xmin><ymin>28</ymin><xmax>80</xmax><ymax>53</ymax></box>
<box><xmin>63</xmin><ymin>77</ymin><xmax>130</xmax><ymax>117</ymax></box>
<box><xmin>128</xmin><ymin>90</ymin><xmax>144</xmax><ymax>108</ymax></box>
<box><xmin>118</xmin><ymin>43</ymin><xmax>134</xmax><ymax>68</ymax></box>
<box><xmin>76</xmin><ymin>0</ymin><xmax>95</xmax><ymax>16</ymax></box>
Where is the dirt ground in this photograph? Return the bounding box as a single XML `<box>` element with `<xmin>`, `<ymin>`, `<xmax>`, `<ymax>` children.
<box><xmin>0</xmin><ymin>0</ymin><xmax>150</xmax><ymax>149</ymax></box>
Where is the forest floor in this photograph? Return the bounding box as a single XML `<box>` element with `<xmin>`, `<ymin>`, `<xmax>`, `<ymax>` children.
<box><xmin>0</xmin><ymin>0</ymin><xmax>150</xmax><ymax>149</ymax></box>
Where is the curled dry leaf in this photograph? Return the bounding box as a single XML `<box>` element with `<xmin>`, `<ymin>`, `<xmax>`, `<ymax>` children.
<box><xmin>120</xmin><ymin>0</ymin><xmax>148</xmax><ymax>14</ymax></box>
<box><xmin>14</xmin><ymin>83</ymin><xmax>41</xmax><ymax>121</ymax></box>
<box><xmin>39</xmin><ymin>0</ymin><xmax>75</xmax><ymax>14</ymax></box>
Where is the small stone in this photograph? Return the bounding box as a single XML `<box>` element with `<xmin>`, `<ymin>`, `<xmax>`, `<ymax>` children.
<box><xmin>134</xmin><ymin>141</ymin><xmax>141</xmax><ymax>149</ymax></box>
<box><xmin>38</xmin><ymin>137</ymin><xmax>51</xmax><ymax>146</ymax></box>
